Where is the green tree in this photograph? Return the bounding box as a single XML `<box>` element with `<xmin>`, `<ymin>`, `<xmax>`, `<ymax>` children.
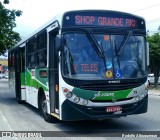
<box><xmin>147</xmin><ymin>33</ymin><xmax>160</xmax><ymax>88</ymax></box>
<box><xmin>0</xmin><ymin>0</ymin><xmax>22</xmax><ymax>55</ymax></box>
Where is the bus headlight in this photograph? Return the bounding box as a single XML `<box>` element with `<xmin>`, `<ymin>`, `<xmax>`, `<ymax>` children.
<box><xmin>141</xmin><ymin>89</ymin><xmax>148</xmax><ymax>99</ymax></box>
<box><xmin>141</xmin><ymin>92</ymin><xmax>145</xmax><ymax>98</ymax></box>
<box><xmin>135</xmin><ymin>95</ymin><xmax>140</xmax><ymax>101</ymax></box>
<box><xmin>62</xmin><ymin>87</ymin><xmax>72</xmax><ymax>98</ymax></box>
<box><xmin>66</xmin><ymin>92</ymin><xmax>72</xmax><ymax>98</ymax></box>
<box><xmin>74</xmin><ymin>96</ymin><xmax>80</xmax><ymax>103</ymax></box>
<box><xmin>82</xmin><ymin>99</ymin><xmax>88</xmax><ymax>106</ymax></box>
<box><xmin>145</xmin><ymin>88</ymin><xmax>148</xmax><ymax>94</ymax></box>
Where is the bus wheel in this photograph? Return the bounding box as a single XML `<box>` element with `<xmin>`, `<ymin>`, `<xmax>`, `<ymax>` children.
<box><xmin>16</xmin><ymin>94</ymin><xmax>23</xmax><ymax>104</ymax></box>
<box><xmin>40</xmin><ymin>95</ymin><xmax>55</xmax><ymax>123</ymax></box>
<box><xmin>17</xmin><ymin>98</ymin><xmax>23</xmax><ymax>104</ymax></box>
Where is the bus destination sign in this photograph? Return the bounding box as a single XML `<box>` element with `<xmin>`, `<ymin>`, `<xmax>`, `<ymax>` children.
<box><xmin>75</xmin><ymin>15</ymin><xmax>136</xmax><ymax>28</ymax></box>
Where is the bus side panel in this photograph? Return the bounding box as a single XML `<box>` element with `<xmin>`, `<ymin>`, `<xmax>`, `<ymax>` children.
<box><xmin>25</xmin><ymin>68</ymin><xmax>49</xmax><ymax>108</ymax></box>
<box><xmin>25</xmin><ymin>69</ymin><xmax>31</xmax><ymax>104</ymax></box>
<box><xmin>20</xmin><ymin>72</ymin><xmax>26</xmax><ymax>100</ymax></box>
<box><xmin>25</xmin><ymin>69</ymin><xmax>39</xmax><ymax>108</ymax></box>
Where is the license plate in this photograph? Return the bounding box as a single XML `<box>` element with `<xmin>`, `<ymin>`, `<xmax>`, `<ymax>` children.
<box><xmin>106</xmin><ymin>106</ymin><xmax>121</xmax><ymax>112</ymax></box>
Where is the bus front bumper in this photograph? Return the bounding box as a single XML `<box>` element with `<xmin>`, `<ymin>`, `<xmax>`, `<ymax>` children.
<box><xmin>61</xmin><ymin>95</ymin><xmax>148</xmax><ymax>121</ymax></box>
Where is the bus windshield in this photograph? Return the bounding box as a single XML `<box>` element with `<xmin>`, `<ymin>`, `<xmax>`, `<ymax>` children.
<box><xmin>62</xmin><ymin>31</ymin><xmax>147</xmax><ymax>80</ymax></box>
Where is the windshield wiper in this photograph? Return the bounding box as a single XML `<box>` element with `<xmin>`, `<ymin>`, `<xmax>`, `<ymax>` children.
<box><xmin>99</xmin><ymin>41</ymin><xmax>108</xmax><ymax>70</ymax></box>
<box><xmin>114</xmin><ymin>31</ymin><xmax>132</xmax><ymax>69</ymax></box>
<box><xmin>117</xmin><ymin>31</ymin><xmax>132</xmax><ymax>56</ymax></box>
<box><xmin>85</xmin><ymin>29</ymin><xmax>104</xmax><ymax>58</ymax></box>
<box><xmin>114</xmin><ymin>41</ymin><xmax>121</xmax><ymax>69</ymax></box>
<box><xmin>85</xmin><ymin>29</ymin><xmax>107</xmax><ymax>70</ymax></box>
<box><xmin>64</xmin><ymin>42</ymin><xmax>72</xmax><ymax>76</ymax></box>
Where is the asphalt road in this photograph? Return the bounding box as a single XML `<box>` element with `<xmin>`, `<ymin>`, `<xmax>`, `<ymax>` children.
<box><xmin>0</xmin><ymin>79</ymin><xmax>160</xmax><ymax>139</ymax></box>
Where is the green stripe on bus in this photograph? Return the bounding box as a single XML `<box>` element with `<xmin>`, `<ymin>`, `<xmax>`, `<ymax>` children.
<box><xmin>72</xmin><ymin>88</ymin><xmax>132</xmax><ymax>100</ymax></box>
<box><xmin>26</xmin><ymin>69</ymin><xmax>48</xmax><ymax>91</ymax></box>
<box><xmin>20</xmin><ymin>72</ymin><xmax>25</xmax><ymax>85</ymax></box>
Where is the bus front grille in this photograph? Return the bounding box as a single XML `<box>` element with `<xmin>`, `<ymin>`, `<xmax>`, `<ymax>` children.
<box><xmin>80</xmin><ymin>83</ymin><xmax>141</xmax><ymax>91</ymax></box>
<box><xmin>90</xmin><ymin>97</ymin><xmax>134</xmax><ymax>102</ymax></box>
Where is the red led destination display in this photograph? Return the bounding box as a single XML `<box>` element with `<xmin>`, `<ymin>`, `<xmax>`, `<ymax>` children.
<box><xmin>75</xmin><ymin>16</ymin><xmax>136</xmax><ymax>27</ymax></box>
<box><xmin>62</xmin><ymin>10</ymin><xmax>145</xmax><ymax>29</ymax></box>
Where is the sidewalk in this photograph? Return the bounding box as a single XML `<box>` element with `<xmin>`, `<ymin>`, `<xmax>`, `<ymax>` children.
<box><xmin>148</xmin><ymin>89</ymin><xmax>160</xmax><ymax>96</ymax></box>
<box><xmin>148</xmin><ymin>85</ymin><xmax>160</xmax><ymax>96</ymax></box>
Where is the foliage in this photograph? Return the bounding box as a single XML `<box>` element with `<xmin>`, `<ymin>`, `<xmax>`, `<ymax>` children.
<box><xmin>147</xmin><ymin>33</ymin><xmax>160</xmax><ymax>88</ymax></box>
<box><xmin>0</xmin><ymin>0</ymin><xmax>22</xmax><ymax>55</ymax></box>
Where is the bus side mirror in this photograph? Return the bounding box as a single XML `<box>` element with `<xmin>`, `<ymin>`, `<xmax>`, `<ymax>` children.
<box><xmin>146</xmin><ymin>42</ymin><xmax>149</xmax><ymax>66</ymax></box>
<box><xmin>55</xmin><ymin>35</ymin><xmax>62</xmax><ymax>51</ymax></box>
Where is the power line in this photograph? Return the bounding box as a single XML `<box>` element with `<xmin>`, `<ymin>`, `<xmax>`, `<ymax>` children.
<box><xmin>131</xmin><ymin>3</ymin><xmax>160</xmax><ymax>13</ymax></box>
<box><xmin>146</xmin><ymin>18</ymin><xmax>160</xmax><ymax>24</ymax></box>
<box><xmin>147</xmin><ymin>30</ymin><xmax>159</xmax><ymax>33</ymax></box>
<box><xmin>130</xmin><ymin>4</ymin><xmax>160</xmax><ymax>25</ymax></box>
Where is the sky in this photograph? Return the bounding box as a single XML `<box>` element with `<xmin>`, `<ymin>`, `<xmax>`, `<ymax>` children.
<box><xmin>4</xmin><ymin>0</ymin><xmax>160</xmax><ymax>38</ymax></box>
<box><xmin>1</xmin><ymin>0</ymin><xmax>160</xmax><ymax>58</ymax></box>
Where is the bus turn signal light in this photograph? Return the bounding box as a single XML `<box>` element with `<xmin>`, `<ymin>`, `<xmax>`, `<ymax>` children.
<box><xmin>55</xmin><ymin>84</ymin><xmax>59</xmax><ymax>92</ymax></box>
<box><xmin>63</xmin><ymin>88</ymin><xmax>69</xmax><ymax>93</ymax></box>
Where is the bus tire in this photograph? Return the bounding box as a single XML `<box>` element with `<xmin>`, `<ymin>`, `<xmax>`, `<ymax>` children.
<box><xmin>40</xmin><ymin>94</ymin><xmax>56</xmax><ymax>123</ymax></box>
<box><xmin>17</xmin><ymin>98</ymin><xmax>23</xmax><ymax>104</ymax></box>
<box><xmin>16</xmin><ymin>94</ymin><xmax>23</xmax><ymax>104</ymax></box>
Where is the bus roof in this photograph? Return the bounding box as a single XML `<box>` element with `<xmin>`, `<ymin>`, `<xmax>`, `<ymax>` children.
<box><xmin>11</xmin><ymin>14</ymin><xmax>62</xmax><ymax>49</ymax></box>
<box><xmin>11</xmin><ymin>10</ymin><xmax>145</xmax><ymax>49</ymax></box>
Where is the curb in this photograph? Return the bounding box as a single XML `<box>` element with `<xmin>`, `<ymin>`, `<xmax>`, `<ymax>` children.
<box><xmin>148</xmin><ymin>90</ymin><xmax>160</xmax><ymax>96</ymax></box>
<box><xmin>148</xmin><ymin>93</ymin><xmax>160</xmax><ymax>95</ymax></box>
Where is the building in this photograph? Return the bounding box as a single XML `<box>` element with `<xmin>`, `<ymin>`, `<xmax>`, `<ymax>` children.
<box><xmin>0</xmin><ymin>58</ymin><xmax>8</xmax><ymax>73</ymax></box>
<box><xmin>0</xmin><ymin>58</ymin><xmax>8</xmax><ymax>66</ymax></box>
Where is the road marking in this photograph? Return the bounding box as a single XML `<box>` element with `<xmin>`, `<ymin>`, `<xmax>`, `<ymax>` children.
<box><xmin>0</xmin><ymin>110</ymin><xmax>13</xmax><ymax>131</ymax></box>
<box><xmin>0</xmin><ymin>110</ymin><xmax>19</xmax><ymax>139</ymax></box>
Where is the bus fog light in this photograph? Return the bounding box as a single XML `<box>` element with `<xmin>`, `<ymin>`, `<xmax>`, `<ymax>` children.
<box><xmin>135</xmin><ymin>95</ymin><xmax>140</xmax><ymax>101</ymax></box>
<box><xmin>141</xmin><ymin>92</ymin><xmax>145</xmax><ymax>98</ymax></box>
<box><xmin>66</xmin><ymin>92</ymin><xmax>72</xmax><ymax>98</ymax></box>
<box><xmin>74</xmin><ymin>96</ymin><xmax>80</xmax><ymax>103</ymax></box>
<box><xmin>82</xmin><ymin>99</ymin><xmax>88</xmax><ymax>106</ymax></box>
<box><xmin>145</xmin><ymin>89</ymin><xmax>148</xmax><ymax>94</ymax></box>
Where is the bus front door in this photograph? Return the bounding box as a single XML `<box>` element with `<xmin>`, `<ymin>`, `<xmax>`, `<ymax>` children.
<box><xmin>49</xmin><ymin>32</ymin><xmax>59</xmax><ymax>115</ymax></box>
<box><xmin>15</xmin><ymin>47</ymin><xmax>26</xmax><ymax>103</ymax></box>
<box><xmin>15</xmin><ymin>49</ymin><xmax>21</xmax><ymax>103</ymax></box>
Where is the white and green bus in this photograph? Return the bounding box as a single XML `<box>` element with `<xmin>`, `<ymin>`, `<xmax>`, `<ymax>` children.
<box><xmin>8</xmin><ymin>10</ymin><xmax>149</xmax><ymax>122</ymax></box>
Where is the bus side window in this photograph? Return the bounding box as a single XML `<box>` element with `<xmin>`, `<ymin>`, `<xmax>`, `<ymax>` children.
<box><xmin>37</xmin><ymin>31</ymin><xmax>47</xmax><ymax>67</ymax></box>
<box><xmin>10</xmin><ymin>52</ymin><xmax>15</xmax><ymax>69</ymax></box>
<box><xmin>38</xmin><ymin>50</ymin><xmax>47</xmax><ymax>67</ymax></box>
<box><xmin>27</xmin><ymin>37</ymin><xmax>37</xmax><ymax>68</ymax></box>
